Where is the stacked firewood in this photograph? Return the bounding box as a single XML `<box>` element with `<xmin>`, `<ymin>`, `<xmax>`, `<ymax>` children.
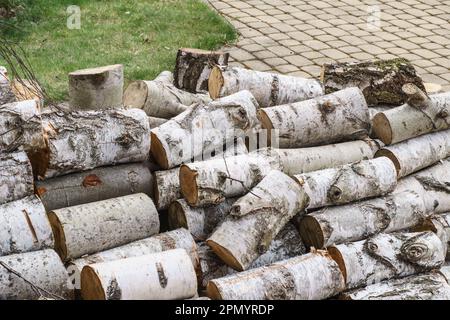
<box><xmin>1</xmin><ymin>50</ymin><xmax>449</xmax><ymax>300</ymax></box>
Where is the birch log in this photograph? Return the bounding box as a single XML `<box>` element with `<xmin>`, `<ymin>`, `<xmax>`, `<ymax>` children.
<box><xmin>148</xmin><ymin>116</ymin><xmax>168</xmax><ymax>128</ymax></box>
<box><xmin>48</xmin><ymin>193</ymin><xmax>160</xmax><ymax>261</ymax></box>
<box><xmin>372</xmin><ymin>91</ymin><xmax>450</xmax><ymax>145</ymax></box>
<box><xmin>207</xmin><ymin>251</ymin><xmax>345</xmax><ymax>300</ymax></box>
<box><xmin>0</xmin><ymin>150</ymin><xmax>34</xmax><ymax>205</ymax></box>
<box><xmin>0</xmin><ymin>66</ymin><xmax>16</xmax><ymax>105</ymax></box>
<box><xmin>328</xmin><ymin>232</ymin><xmax>445</xmax><ymax>289</ymax></box>
<box><xmin>81</xmin><ymin>249</ymin><xmax>197</xmax><ymax>300</ymax></box>
<box><xmin>123</xmin><ymin>71</ymin><xmax>211</xmax><ymax>118</ymax></box>
<box><xmin>180</xmin><ymin>148</ymin><xmax>282</xmax><ymax>207</ymax></box>
<box><xmin>69</xmin><ymin>64</ymin><xmax>124</xmax><ymax>110</ymax></box>
<box><xmin>35</xmin><ymin>162</ymin><xmax>153</xmax><ymax>211</ymax></box>
<box><xmin>150</xmin><ymin>90</ymin><xmax>259</xmax><ymax>169</ymax></box>
<box><xmin>0</xmin><ymin>195</ymin><xmax>54</xmax><ymax>256</ymax></box>
<box><xmin>207</xmin><ymin>170</ymin><xmax>309</xmax><ymax>271</ymax></box>
<box><xmin>28</xmin><ymin>108</ymin><xmax>150</xmax><ymax>179</ymax></box>
<box><xmin>375</xmin><ymin>129</ymin><xmax>450</xmax><ymax>178</ymax></box>
<box><xmin>294</xmin><ymin>157</ymin><xmax>397</xmax><ymax>209</ymax></box>
<box><xmin>271</xmin><ymin>139</ymin><xmax>383</xmax><ymax>175</ymax></box>
<box><xmin>321</xmin><ymin>58</ymin><xmax>425</xmax><ymax>106</ymax></box>
<box><xmin>259</xmin><ymin>87</ymin><xmax>371</xmax><ymax>148</ymax></box>
<box><xmin>300</xmin><ymin>191</ymin><xmax>427</xmax><ymax>249</ymax></box>
<box><xmin>0</xmin><ymin>249</ymin><xmax>72</xmax><ymax>300</ymax></box>
<box><xmin>174</xmin><ymin>48</ymin><xmax>229</xmax><ymax>93</ymax></box>
<box><xmin>208</xmin><ymin>66</ymin><xmax>323</xmax><ymax>107</ymax></box>
<box><xmin>0</xmin><ymin>100</ymin><xmax>43</xmax><ymax>152</ymax></box>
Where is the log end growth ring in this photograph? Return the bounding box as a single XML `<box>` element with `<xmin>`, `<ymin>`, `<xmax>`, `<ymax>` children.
<box><xmin>150</xmin><ymin>132</ymin><xmax>169</xmax><ymax>169</ymax></box>
<box><xmin>47</xmin><ymin>211</ymin><xmax>68</xmax><ymax>261</ymax></box>
<box><xmin>206</xmin><ymin>238</ymin><xmax>244</xmax><ymax>271</ymax></box>
<box><xmin>179</xmin><ymin>165</ymin><xmax>199</xmax><ymax>206</ymax></box>
<box><xmin>327</xmin><ymin>246</ymin><xmax>348</xmax><ymax>284</ymax></box>
<box><xmin>80</xmin><ymin>266</ymin><xmax>107</xmax><ymax>300</ymax></box>
<box><xmin>257</xmin><ymin>109</ymin><xmax>274</xmax><ymax>146</ymax></box>
<box><xmin>208</xmin><ymin>66</ymin><xmax>224</xmax><ymax>100</ymax></box>
<box><xmin>375</xmin><ymin>150</ymin><xmax>401</xmax><ymax>177</ymax></box>
<box><xmin>206</xmin><ymin>281</ymin><xmax>223</xmax><ymax>300</ymax></box>
<box><xmin>372</xmin><ymin>112</ymin><xmax>393</xmax><ymax>145</ymax></box>
<box><xmin>299</xmin><ymin>216</ymin><xmax>325</xmax><ymax>250</ymax></box>
<box><xmin>123</xmin><ymin>81</ymin><xmax>148</xmax><ymax>109</ymax></box>
<box><xmin>168</xmin><ymin>201</ymin><xmax>189</xmax><ymax>230</ymax></box>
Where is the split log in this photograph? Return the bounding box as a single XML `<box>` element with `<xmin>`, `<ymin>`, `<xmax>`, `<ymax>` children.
<box><xmin>68</xmin><ymin>228</ymin><xmax>199</xmax><ymax>289</ymax></box>
<box><xmin>321</xmin><ymin>58</ymin><xmax>425</xmax><ymax>106</ymax></box>
<box><xmin>174</xmin><ymin>48</ymin><xmax>229</xmax><ymax>93</ymax></box>
<box><xmin>35</xmin><ymin>162</ymin><xmax>153</xmax><ymax>211</ymax></box>
<box><xmin>375</xmin><ymin>129</ymin><xmax>450</xmax><ymax>178</ymax></box>
<box><xmin>270</xmin><ymin>138</ymin><xmax>383</xmax><ymax>175</ymax></box>
<box><xmin>81</xmin><ymin>248</ymin><xmax>197</xmax><ymax>300</ymax></box>
<box><xmin>413</xmin><ymin>213</ymin><xmax>450</xmax><ymax>259</ymax></box>
<box><xmin>207</xmin><ymin>251</ymin><xmax>345</xmax><ymax>300</ymax></box>
<box><xmin>27</xmin><ymin>108</ymin><xmax>150</xmax><ymax>179</ymax></box>
<box><xmin>123</xmin><ymin>71</ymin><xmax>211</xmax><ymax>118</ymax></box>
<box><xmin>0</xmin><ymin>249</ymin><xmax>72</xmax><ymax>300</ymax></box>
<box><xmin>207</xmin><ymin>170</ymin><xmax>309</xmax><ymax>271</ymax></box>
<box><xmin>180</xmin><ymin>148</ymin><xmax>282</xmax><ymax>207</ymax></box>
<box><xmin>69</xmin><ymin>64</ymin><xmax>124</xmax><ymax>110</ymax></box>
<box><xmin>259</xmin><ymin>87</ymin><xmax>371</xmax><ymax>148</ymax></box>
<box><xmin>150</xmin><ymin>90</ymin><xmax>259</xmax><ymax>169</ymax></box>
<box><xmin>0</xmin><ymin>150</ymin><xmax>34</xmax><ymax>205</ymax></box>
<box><xmin>48</xmin><ymin>193</ymin><xmax>160</xmax><ymax>261</ymax></box>
<box><xmin>0</xmin><ymin>100</ymin><xmax>43</xmax><ymax>152</ymax></box>
<box><xmin>328</xmin><ymin>232</ymin><xmax>445</xmax><ymax>289</ymax></box>
<box><xmin>0</xmin><ymin>66</ymin><xmax>16</xmax><ymax>105</ymax></box>
<box><xmin>148</xmin><ymin>116</ymin><xmax>168</xmax><ymax>128</ymax></box>
<box><xmin>294</xmin><ymin>157</ymin><xmax>397</xmax><ymax>209</ymax></box>
<box><xmin>300</xmin><ymin>191</ymin><xmax>427</xmax><ymax>249</ymax></box>
<box><xmin>340</xmin><ymin>269</ymin><xmax>450</xmax><ymax>300</ymax></box>
<box><xmin>372</xmin><ymin>91</ymin><xmax>450</xmax><ymax>145</ymax></box>
<box><xmin>209</xmin><ymin>66</ymin><xmax>323</xmax><ymax>107</ymax></box>
<box><xmin>0</xmin><ymin>195</ymin><xmax>54</xmax><ymax>256</ymax></box>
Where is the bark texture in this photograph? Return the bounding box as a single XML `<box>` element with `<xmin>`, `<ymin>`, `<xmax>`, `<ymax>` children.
<box><xmin>321</xmin><ymin>58</ymin><xmax>425</xmax><ymax>106</ymax></box>
<box><xmin>207</xmin><ymin>170</ymin><xmax>309</xmax><ymax>271</ymax></box>
<box><xmin>0</xmin><ymin>67</ymin><xmax>16</xmax><ymax>105</ymax></box>
<box><xmin>35</xmin><ymin>162</ymin><xmax>153</xmax><ymax>211</ymax></box>
<box><xmin>174</xmin><ymin>48</ymin><xmax>229</xmax><ymax>93</ymax></box>
<box><xmin>208</xmin><ymin>66</ymin><xmax>323</xmax><ymax>107</ymax></box>
<box><xmin>414</xmin><ymin>213</ymin><xmax>450</xmax><ymax>260</ymax></box>
<box><xmin>148</xmin><ymin>116</ymin><xmax>168</xmax><ymax>128</ymax></box>
<box><xmin>48</xmin><ymin>193</ymin><xmax>160</xmax><ymax>261</ymax></box>
<box><xmin>259</xmin><ymin>87</ymin><xmax>371</xmax><ymax>148</ymax></box>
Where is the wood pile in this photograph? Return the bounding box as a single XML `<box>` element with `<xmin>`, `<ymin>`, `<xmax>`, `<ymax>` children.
<box><xmin>0</xmin><ymin>53</ymin><xmax>449</xmax><ymax>300</ymax></box>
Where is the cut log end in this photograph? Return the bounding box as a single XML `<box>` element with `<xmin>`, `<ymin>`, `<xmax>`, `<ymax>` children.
<box><xmin>206</xmin><ymin>281</ymin><xmax>222</xmax><ymax>300</ymax></box>
<box><xmin>206</xmin><ymin>239</ymin><xmax>243</xmax><ymax>271</ymax></box>
<box><xmin>257</xmin><ymin>109</ymin><xmax>274</xmax><ymax>146</ymax></box>
<box><xmin>372</xmin><ymin>112</ymin><xmax>393</xmax><ymax>145</ymax></box>
<box><xmin>375</xmin><ymin>149</ymin><xmax>400</xmax><ymax>176</ymax></box>
<box><xmin>208</xmin><ymin>66</ymin><xmax>224</xmax><ymax>99</ymax></box>
<box><xmin>299</xmin><ymin>215</ymin><xmax>325</xmax><ymax>249</ymax></box>
<box><xmin>168</xmin><ymin>201</ymin><xmax>188</xmax><ymax>230</ymax></box>
<box><xmin>80</xmin><ymin>266</ymin><xmax>106</xmax><ymax>300</ymax></box>
<box><xmin>123</xmin><ymin>81</ymin><xmax>148</xmax><ymax>109</ymax></box>
<box><xmin>327</xmin><ymin>246</ymin><xmax>347</xmax><ymax>283</ymax></box>
<box><xmin>47</xmin><ymin>211</ymin><xmax>68</xmax><ymax>261</ymax></box>
<box><xmin>26</xmin><ymin>139</ymin><xmax>50</xmax><ymax>180</ymax></box>
<box><xmin>150</xmin><ymin>132</ymin><xmax>169</xmax><ymax>169</ymax></box>
<box><xmin>179</xmin><ymin>165</ymin><xmax>199</xmax><ymax>206</ymax></box>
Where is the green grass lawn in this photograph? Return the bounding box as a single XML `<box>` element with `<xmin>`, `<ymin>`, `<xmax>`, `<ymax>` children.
<box><xmin>0</xmin><ymin>0</ymin><xmax>237</xmax><ymax>101</ymax></box>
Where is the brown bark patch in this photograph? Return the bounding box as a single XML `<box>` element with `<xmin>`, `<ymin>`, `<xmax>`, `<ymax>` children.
<box><xmin>82</xmin><ymin>174</ymin><xmax>102</xmax><ymax>187</ymax></box>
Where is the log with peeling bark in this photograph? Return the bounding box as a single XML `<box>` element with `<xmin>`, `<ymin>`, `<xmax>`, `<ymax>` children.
<box><xmin>413</xmin><ymin>213</ymin><xmax>450</xmax><ymax>259</ymax></box>
<box><xmin>180</xmin><ymin>148</ymin><xmax>282</xmax><ymax>207</ymax></box>
<box><xmin>48</xmin><ymin>193</ymin><xmax>160</xmax><ymax>261</ymax></box>
<box><xmin>0</xmin><ymin>100</ymin><xmax>43</xmax><ymax>152</ymax></box>
<box><xmin>340</xmin><ymin>268</ymin><xmax>450</xmax><ymax>300</ymax></box>
<box><xmin>0</xmin><ymin>195</ymin><xmax>54</xmax><ymax>256</ymax></box>
<box><xmin>81</xmin><ymin>249</ymin><xmax>197</xmax><ymax>300</ymax></box>
<box><xmin>321</xmin><ymin>58</ymin><xmax>425</xmax><ymax>106</ymax></box>
<box><xmin>69</xmin><ymin>64</ymin><xmax>124</xmax><ymax>110</ymax></box>
<box><xmin>375</xmin><ymin>129</ymin><xmax>450</xmax><ymax>178</ymax></box>
<box><xmin>294</xmin><ymin>157</ymin><xmax>397</xmax><ymax>209</ymax></box>
<box><xmin>300</xmin><ymin>191</ymin><xmax>427</xmax><ymax>249</ymax></box>
<box><xmin>27</xmin><ymin>108</ymin><xmax>150</xmax><ymax>179</ymax></box>
<box><xmin>123</xmin><ymin>71</ymin><xmax>211</xmax><ymax>118</ymax></box>
<box><xmin>150</xmin><ymin>90</ymin><xmax>259</xmax><ymax>169</ymax></box>
<box><xmin>328</xmin><ymin>232</ymin><xmax>445</xmax><ymax>289</ymax></box>
<box><xmin>207</xmin><ymin>170</ymin><xmax>309</xmax><ymax>271</ymax></box>
<box><xmin>0</xmin><ymin>66</ymin><xmax>16</xmax><ymax>105</ymax></box>
<box><xmin>0</xmin><ymin>249</ymin><xmax>72</xmax><ymax>300</ymax></box>
<box><xmin>372</xmin><ymin>90</ymin><xmax>450</xmax><ymax>145</ymax></box>
<box><xmin>174</xmin><ymin>48</ymin><xmax>229</xmax><ymax>93</ymax></box>
<box><xmin>35</xmin><ymin>162</ymin><xmax>153</xmax><ymax>211</ymax></box>
<box><xmin>209</xmin><ymin>66</ymin><xmax>323</xmax><ymax>107</ymax></box>
<box><xmin>148</xmin><ymin>116</ymin><xmax>168</xmax><ymax>128</ymax></box>
<box><xmin>207</xmin><ymin>250</ymin><xmax>345</xmax><ymax>300</ymax></box>
<box><xmin>259</xmin><ymin>87</ymin><xmax>371</xmax><ymax>148</ymax></box>
<box><xmin>0</xmin><ymin>150</ymin><xmax>34</xmax><ymax>205</ymax></box>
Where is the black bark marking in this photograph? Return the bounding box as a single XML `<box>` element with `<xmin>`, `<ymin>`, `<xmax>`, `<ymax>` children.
<box><xmin>106</xmin><ymin>277</ymin><xmax>122</xmax><ymax>300</ymax></box>
<box><xmin>269</xmin><ymin>75</ymin><xmax>280</xmax><ymax>107</ymax></box>
<box><xmin>156</xmin><ymin>262</ymin><xmax>168</xmax><ymax>288</ymax></box>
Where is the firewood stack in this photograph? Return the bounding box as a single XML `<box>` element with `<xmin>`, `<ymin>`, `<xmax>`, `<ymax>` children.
<box><xmin>1</xmin><ymin>53</ymin><xmax>450</xmax><ymax>300</ymax></box>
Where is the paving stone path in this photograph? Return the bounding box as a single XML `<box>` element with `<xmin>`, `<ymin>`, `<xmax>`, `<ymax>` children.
<box><xmin>206</xmin><ymin>0</ymin><xmax>450</xmax><ymax>90</ymax></box>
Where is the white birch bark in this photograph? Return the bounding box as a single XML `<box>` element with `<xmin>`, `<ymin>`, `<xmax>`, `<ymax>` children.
<box><xmin>81</xmin><ymin>249</ymin><xmax>197</xmax><ymax>300</ymax></box>
<box><xmin>0</xmin><ymin>66</ymin><xmax>16</xmax><ymax>105</ymax></box>
<box><xmin>207</xmin><ymin>251</ymin><xmax>345</xmax><ymax>300</ymax></box>
<box><xmin>207</xmin><ymin>170</ymin><xmax>309</xmax><ymax>271</ymax></box>
<box><xmin>259</xmin><ymin>87</ymin><xmax>371</xmax><ymax>148</ymax></box>
<box><xmin>300</xmin><ymin>191</ymin><xmax>428</xmax><ymax>248</ymax></box>
<box><xmin>294</xmin><ymin>157</ymin><xmax>397</xmax><ymax>209</ymax></box>
<box><xmin>328</xmin><ymin>232</ymin><xmax>446</xmax><ymax>289</ymax></box>
<box><xmin>48</xmin><ymin>193</ymin><xmax>160</xmax><ymax>261</ymax></box>
<box><xmin>415</xmin><ymin>213</ymin><xmax>450</xmax><ymax>260</ymax></box>
<box><xmin>208</xmin><ymin>66</ymin><xmax>323</xmax><ymax>107</ymax></box>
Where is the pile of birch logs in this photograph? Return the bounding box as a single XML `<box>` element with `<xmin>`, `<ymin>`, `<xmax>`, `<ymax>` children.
<box><xmin>1</xmin><ymin>51</ymin><xmax>450</xmax><ymax>300</ymax></box>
